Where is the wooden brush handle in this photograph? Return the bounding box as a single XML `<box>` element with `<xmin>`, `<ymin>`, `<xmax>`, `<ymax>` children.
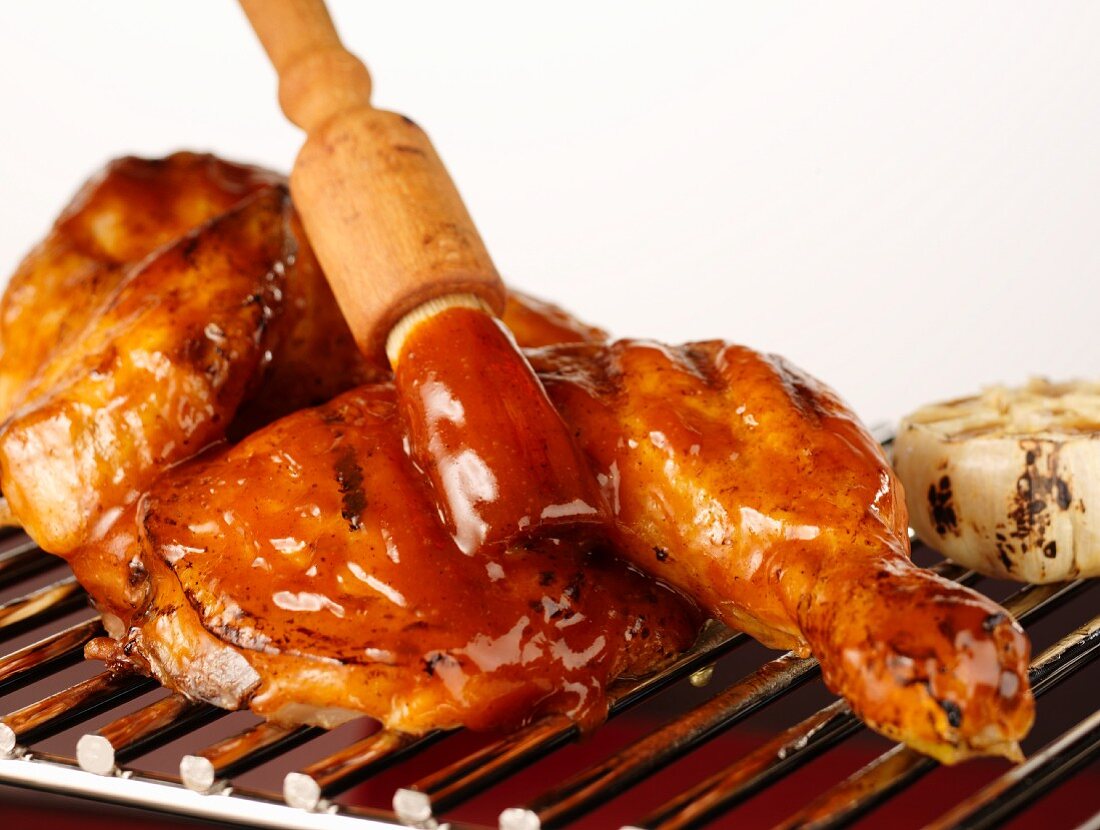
<box><xmin>238</xmin><ymin>0</ymin><xmax>505</xmax><ymax>363</ymax></box>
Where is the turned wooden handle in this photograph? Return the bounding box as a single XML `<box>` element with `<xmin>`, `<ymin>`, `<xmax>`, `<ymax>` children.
<box><xmin>238</xmin><ymin>0</ymin><xmax>505</xmax><ymax>362</ymax></box>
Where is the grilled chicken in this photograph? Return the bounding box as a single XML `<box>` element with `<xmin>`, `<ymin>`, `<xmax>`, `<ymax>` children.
<box><xmin>2</xmin><ymin>154</ymin><xmax>698</xmax><ymax>733</ymax></box>
<box><xmin>96</xmin><ymin>383</ymin><xmax>697</xmax><ymax>732</ymax></box>
<box><xmin>0</xmin><ymin>154</ymin><xmax>1033</xmax><ymax>761</ymax></box>
<box><xmin>529</xmin><ymin>340</ymin><xmax>1034</xmax><ymax>763</ymax></box>
<box><xmin>0</xmin><ymin>153</ymin><xmax>372</xmax><ymax>552</ymax></box>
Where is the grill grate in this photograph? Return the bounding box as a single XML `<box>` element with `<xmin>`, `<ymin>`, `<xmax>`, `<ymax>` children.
<box><xmin>0</xmin><ymin>521</ymin><xmax>1097</xmax><ymax>828</ymax></box>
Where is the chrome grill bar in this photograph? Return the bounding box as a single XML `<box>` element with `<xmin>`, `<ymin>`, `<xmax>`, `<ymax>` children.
<box><xmin>75</xmin><ymin>692</ymin><xmax>226</xmax><ymax>775</ymax></box>
<box><xmin>623</xmin><ymin>578</ymin><xmax>1091</xmax><ymax>830</ymax></box>
<box><xmin>0</xmin><ymin>670</ymin><xmax>156</xmax><ymax>757</ymax></box>
<box><xmin>0</xmin><ymin>535</ymin><xmax>54</xmax><ymax>589</ymax></box>
<box><xmin>393</xmin><ymin>620</ymin><xmax>744</xmax><ymax>825</ymax></box>
<box><xmin>284</xmin><ymin>729</ymin><xmax>448</xmax><ymax>811</ymax></box>
<box><xmin>0</xmin><ymin>575</ymin><xmax>86</xmax><ymax>641</ymax></box>
<box><xmin>0</xmin><ymin>753</ymin><xmax>434</xmax><ymax>830</ymax></box>
<box><xmin>770</xmin><ymin>596</ymin><xmax>1100</xmax><ymax>830</ymax></box>
<box><xmin>0</xmin><ymin>616</ymin><xmax>102</xmax><ymax>694</ymax></box>
<box><xmin>500</xmin><ymin>651</ymin><xmax>820</xmax><ymax>830</ymax></box>
<box><xmin>180</xmin><ymin>720</ymin><xmax>326</xmax><ymax>793</ymax></box>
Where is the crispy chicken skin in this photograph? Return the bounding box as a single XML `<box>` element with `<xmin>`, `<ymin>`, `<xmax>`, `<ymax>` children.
<box><xmin>0</xmin><ymin>153</ymin><xmax>282</xmax><ymax>422</ymax></box>
<box><xmin>0</xmin><ymin>153</ymin><xmax>1033</xmax><ymax>761</ymax></box>
<box><xmin>528</xmin><ymin>341</ymin><xmax>1034</xmax><ymax>763</ymax></box>
<box><xmin>0</xmin><ymin>154</ymin><xmax>370</xmax><ymax>552</ymax></box>
<box><xmin>107</xmin><ymin>384</ymin><xmax>697</xmax><ymax>732</ymax></box>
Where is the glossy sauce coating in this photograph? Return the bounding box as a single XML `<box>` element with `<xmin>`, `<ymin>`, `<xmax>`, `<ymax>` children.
<box><xmin>395</xmin><ymin>307</ymin><xmax>608</xmax><ymax>553</ymax></box>
<box><xmin>127</xmin><ymin>385</ymin><xmax>698</xmax><ymax>731</ymax></box>
<box><xmin>0</xmin><ymin>154</ymin><xmax>370</xmax><ymax>555</ymax></box>
<box><xmin>0</xmin><ymin>153</ymin><xmax>281</xmax><ymax>422</ymax></box>
<box><xmin>530</xmin><ymin>340</ymin><xmax>1034</xmax><ymax>763</ymax></box>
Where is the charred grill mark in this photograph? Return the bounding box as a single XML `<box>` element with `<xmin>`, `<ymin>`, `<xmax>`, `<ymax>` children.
<box><xmin>1055</xmin><ymin>477</ymin><xmax>1072</xmax><ymax>510</ymax></box>
<box><xmin>180</xmin><ymin>235</ymin><xmax>200</xmax><ymax>268</ymax></box>
<box><xmin>1008</xmin><ymin>441</ymin><xmax>1071</xmax><ymax>556</ymax></box>
<box><xmin>928</xmin><ymin>475</ymin><xmax>960</xmax><ymax>536</ymax></box>
<box><xmin>769</xmin><ymin>353</ymin><xmax>832</xmax><ymax>422</ymax></box>
<box><xmin>564</xmin><ymin>571</ymin><xmax>585</xmax><ymax>603</ymax></box>
<box><xmin>422</xmin><ymin>651</ymin><xmax>456</xmax><ymax>677</ymax></box>
<box><xmin>937</xmin><ymin>697</ymin><xmax>963</xmax><ymax>728</ymax></box>
<box><xmin>334</xmin><ymin>445</ymin><xmax>367</xmax><ymax>532</ymax></box>
<box><xmin>982</xmin><ymin>612</ymin><xmax>1006</xmax><ymax>632</ymax></box>
<box><xmin>127</xmin><ymin>557</ymin><xmax>147</xmax><ymax>587</ymax></box>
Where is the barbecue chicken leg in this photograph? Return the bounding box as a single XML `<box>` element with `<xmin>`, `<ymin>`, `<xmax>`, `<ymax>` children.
<box><xmin>523</xmin><ymin>340</ymin><xmax>1034</xmax><ymax>763</ymax></box>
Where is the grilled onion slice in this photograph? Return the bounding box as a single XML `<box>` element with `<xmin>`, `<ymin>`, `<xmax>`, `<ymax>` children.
<box><xmin>893</xmin><ymin>379</ymin><xmax>1100</xmax><ymax>583</ymax></box>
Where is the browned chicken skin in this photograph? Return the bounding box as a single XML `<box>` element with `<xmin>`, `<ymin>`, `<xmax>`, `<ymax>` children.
<box><xmin>0</xmin><ymin>154</ymin><xmax>1033</xmax><ymax>762</ymax></box>
<box><xmin>120</xmin><ymin>384</ymin><xmax>697</xmax><ymax>732</ymax></box>
<box><xmin>529</xmin><ymin>340</ymin><xmax>1034</xmax><ymax>762</ymax></box>
<box><xmin>0</xmin><ymin>153</ymin><xmax>372</xmax><ymax>553</ymax></box>
<box><xmin>0</xmin><ymin>154</ymin><xmax>699</xmax><ymax>734</ymax></box>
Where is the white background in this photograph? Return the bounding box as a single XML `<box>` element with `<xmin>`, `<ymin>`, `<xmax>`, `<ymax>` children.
<box><xmin>2</xmin><ymin>2</ymin><xmax>1097</xmax><ymax>424</ymax></box>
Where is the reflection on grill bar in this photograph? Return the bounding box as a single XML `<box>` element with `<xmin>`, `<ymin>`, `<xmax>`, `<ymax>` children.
<box><xmin>0</xmin><ymin>616</ymin><xmax>101</xmax><ymax>694</ymax></box>
<box><xmin>0</xmin><ymin>576</ymin><xmax>86</xmax><ymax>641</ymax></box>
<box><xmin>502</xmin><ymin>652</ymin><xmax>820</xmax><ymax>830</ymax></box>
<box><xmin>0</xmin><ymin>518</ymin><xmax>1094</xmax><ymax>830</ymax></box>
<box><xmin>394</xmin><ymin>620</ymin><xmax>745</xmax><ymax>825</ymax></box>
<box><xmin>0</xmin><ymin>536</ymin><xmax>54</xmax><ymax>589</ymax></box>
<box><xmin>770</xmin><ymin>592</ymin><xmax>1100</xmax><ymax>830</ymax></box>
<box><xmin>925</xmin><ymin>630</ymin><xmax>1100</xmax><ymax>829</ymax></box>
<box><xmin>181</xmin><ymin>720</ymin><xmax>326</xmax><ymax>793</ymax></box>
<box><xmin>76</xmin><ymin>692</ymin><xmax>226</xmax><ymax>775</ymax></box>
<box><xmin>0</xmin><ymin>670</ymin><xmax>156</xmax><ymax>757</ymax></box>
<box><xmin>626</xmin><ymin>580</ymin><xmax>1096</xmax><ymax>830</ymax></box>
<box><xmin>285</xmin><ymin>729</ymin><xmax>448</xmax><ymax>811</ymax></box>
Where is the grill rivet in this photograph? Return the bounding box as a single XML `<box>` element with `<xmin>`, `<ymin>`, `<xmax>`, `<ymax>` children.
<box><xmin>689</xmin><ymin>663</ymin><xmax>716</xmax><ymax>687</ymax></box>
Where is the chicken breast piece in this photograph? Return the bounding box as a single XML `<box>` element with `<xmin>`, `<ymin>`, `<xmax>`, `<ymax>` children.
<box><xmin>109</xmin><ymin>384</ymin><xmax>699</xmax><ymax>732</ymax></box>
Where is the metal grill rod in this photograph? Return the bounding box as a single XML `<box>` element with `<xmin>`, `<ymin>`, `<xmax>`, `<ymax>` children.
<box><xmin>0</xmin><ymin>536</ymin><xmax>54</xmax><ymax>589</ymax></box>
<box><xmin>180</xmin><ymin>720</ymin><xmax>326</xmax><ymax>793</ymax></box>
<box><xmin>393</xmin><ymin>620</ymin><xmax>744</xmax><ymax>826</ymax></box>
<box><xmin>770</xmin><ymin>596</ymin><xmax>1100</xmax><ymax>830</ymax></box>
<box><xmin>284</xmin><ymin>729</ymin><xmax>448</xmax><ymax>811</ymax></box>
<box><xmin>500</xmin><ymin>652</ymin><xmax>819</xmax><ymax>830</ymax></box>
<box><xmin>76</xmin><ymin>691</ymin><xmax>226</xmax><ymax>776</ymax></box>
<box><xmin>0</xmin><ymin>753</ymin><xmax>449</xmax><ymax>830</ymax></box>
<box><xmin>0</xmin><ymin>575</ymin><xmax>85</xmax><ymax>642</ymax></box>
<box><xmin>0</xmin><ymin>616</ymin><xmax>101</xmax><ymax>694</ymax></box>
<box><xmin>623</xmin><ymin>699</ymin><xmax>854</xmax><ymax>830</ymax></box>
<box><xmin>924</xmin><ymin>705</ymin><xmax>1100</xmax><ymax>830</ymax></box>
<box><xmin>0</xmin><ymin>670</ymin><xmax>155</xmax><ymax>758</ymax></box>
<box><xmin>623</xmin><ymin>578</ymin><xmax>1092</xmax><ymax>830</ymax></box>
<box><xmin>497</xmin><ymin>564</ymin><xmax>969</xmax><ymax>830</ymax></box>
